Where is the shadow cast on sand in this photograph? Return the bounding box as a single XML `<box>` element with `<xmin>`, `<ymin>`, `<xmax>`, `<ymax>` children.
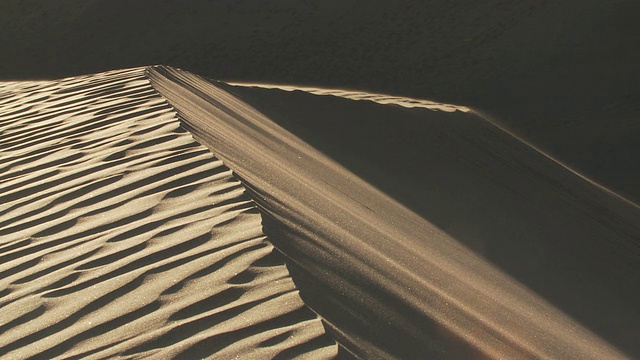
<box><xmin>2</xmin><ymin>65</ymin><xmax>637</xmax><ymax>359</ymax></box>
<box><xmin>149</xmin><ymin>66</ymin><xmax>639</xmax><ymax>359</ymax></box>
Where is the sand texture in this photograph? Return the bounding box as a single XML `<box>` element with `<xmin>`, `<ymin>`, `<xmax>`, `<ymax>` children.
<box><xmin>149</xmin><ymin>65</ymin><xmax>639</xmax><ymax>359</ymax></box>
<box><xmin>0</xmin><ymin>68</ymin><xmax>337</xmax><ymax>359</ymax></box>
<box><xmin>1</xmin><ymin>64</ymin><xmax>638</xmax><ymax>359</ymax></box>
<box><xmin>1</xmin><ymin>2</ymin><xmax>638</xmax><ymax>358</ymax></box>
<box><xmin>4</xmin><ymin>1</ymin><xmax>639</xmax><ymax>206</ymax></box>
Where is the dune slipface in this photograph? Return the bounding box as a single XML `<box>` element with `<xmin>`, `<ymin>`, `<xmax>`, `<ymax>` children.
<box><xmin>3</xmin><ymin>65</ymin><xmax>639</xmax><ymax>360</ymax></box>
<box><xmin>149</xmin><ymin>66</ymin><xmax>639</xmax><ymax>359</ymax></box>
<box><xmin>0</xmin><ymin>68</ymin><xmax>337</xmax><ymax>359</ymax></box>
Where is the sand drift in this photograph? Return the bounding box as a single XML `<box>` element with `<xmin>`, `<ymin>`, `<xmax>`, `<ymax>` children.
<box><xmin>1</xmin><ymin>66</ymin><xmax>638</xmax><ymax>359</ymax></box>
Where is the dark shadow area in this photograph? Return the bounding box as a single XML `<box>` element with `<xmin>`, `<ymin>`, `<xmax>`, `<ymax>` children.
<box><xmin>2</xmin><ymin>1</ymin><xmax>637</xmax><ymax>105</ymax></box>
<box><xmin>2</xmin><ymin>1</ymin><xmax>640</xmax><ymax>202</ymax></box>
<box><xmin>218</xmin><ymin>84</ymin><xmax>640</xmax><ymax>358</ymax></box>
<box><xmin>151</xmin><ymin>66</ymin><xmax>639</xmax><ymax>358</ymax></box>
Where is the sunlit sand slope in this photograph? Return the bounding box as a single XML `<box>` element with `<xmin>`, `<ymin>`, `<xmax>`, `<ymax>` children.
<box><xmin>0</xmin><ymin>68</ymin><xmax>337</xmax><ymax>359</ymax></box>
<box><xmin>149</xmin><ymin>66</ymin><xmax>637</xmax><ymax>359</ymax></box>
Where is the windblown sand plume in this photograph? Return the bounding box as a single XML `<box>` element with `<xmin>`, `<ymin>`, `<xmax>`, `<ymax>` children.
<box><xmin>0</xmin><ymin>68</ymin><xmax>337</xmax><ymax>359</ymax></box>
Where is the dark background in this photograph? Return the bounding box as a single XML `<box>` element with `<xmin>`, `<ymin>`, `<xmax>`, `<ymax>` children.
<box><xmin>1</xmin><ymin>0</ymin><xmax>639</xmax><ymax>202</ymax></box>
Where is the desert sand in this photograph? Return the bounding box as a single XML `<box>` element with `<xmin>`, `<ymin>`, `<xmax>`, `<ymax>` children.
<box><xmin>150</xmin><ymin>66</ymin><xmax>639</xmax><ymax>359</ymax></box>
<box><xmin>3</xmin><ymin>1</ymin><xmax>638</xmax><ymax>203</ymax></box>
<box><xmin>2</xmin><ymin>2</ymin><xmax>639</xmax><ymax>358</ymax></box>
<box><xmin>1</xmin><ymin>65</ymin><xmax>638</xmax><ymax>359</ymax></box>
<box><xmin>0</xmin><ymin>68</ymin><xmax>337</xmax><ymax>359</ymax></box>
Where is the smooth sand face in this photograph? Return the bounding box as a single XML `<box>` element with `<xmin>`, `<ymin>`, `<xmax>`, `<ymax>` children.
<box><xmin>0</xmin><ymin>68</ymin><xmax>336</xmax><ymax>359</ymax></box>
<box><xmin>2</xmin><ymin>64</ymin><xmax>638</xmax><ymax>359</ymax></box>
<box><xmin>149</xmin><ymin>66</ymin><xmax>638</xmax><ymax>359</ymax></box>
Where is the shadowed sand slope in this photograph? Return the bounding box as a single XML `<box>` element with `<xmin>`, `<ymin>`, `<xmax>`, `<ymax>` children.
<box><xmin>0</xmin><ymin>68</ymin><xmax>337</xmax><ymax>359</ymax></box>
<box><xmin>149</xmin><ymin>66</ymin><xmax>639</xmax><ymax>359</ymax></box>
<box><xmin>218</xmin><ymin>81</ymin><xmax>640</xmax><ymax>357</ymax></box>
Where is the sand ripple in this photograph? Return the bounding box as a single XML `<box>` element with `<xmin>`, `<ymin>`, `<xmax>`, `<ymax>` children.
<box><xmin>0</xmin><ymin>68</ymin><xmax>337</xmax><ymax>359</ymax></box>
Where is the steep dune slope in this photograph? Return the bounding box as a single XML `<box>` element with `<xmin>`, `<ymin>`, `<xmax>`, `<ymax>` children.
<box><xmin>0</xmin><ymin>68</ymin><xmax>337</xmax><ymax>359</ymax></box>
<box><xmin>3</xmin><ymin>64</ymin><xmax>637</xmax><ymax>359</ymax></box>
<box><xmin>149</xmin><ymin>66</ymin><xmax>638</xmax><ymax>359</ymax></box>
<box><xmin>218</xmin><ymin>82</ymin><xmax>640</xmax><ymax>357</ymax></box>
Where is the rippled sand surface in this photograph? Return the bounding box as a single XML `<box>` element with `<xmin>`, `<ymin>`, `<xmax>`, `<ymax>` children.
<box><xmin>0</xmin><ymin>68</ymin><xmax>337</xmax><ymax>359</ymax></box>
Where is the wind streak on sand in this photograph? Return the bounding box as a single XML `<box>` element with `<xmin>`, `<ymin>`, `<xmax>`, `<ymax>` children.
<box><xmin>149</xmin><ymin>66</ymin><xmax>635</xmax><ymax>359</ymax></box>
<box><xmin>0</xmin><ymin>68</ymin><xmax>337</xmax><ymax>359</ymax></box>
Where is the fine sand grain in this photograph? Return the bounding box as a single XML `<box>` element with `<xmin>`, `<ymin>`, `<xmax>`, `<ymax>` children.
<box><xmin>149</xmin><ymin>65</ymin><xmax>638</xmax><ymax>359</ymax></box>
<box><xmin>0</xmin><ymin>68</ymin><xmax>337</xmax><ymax>359</ymax></box>
<box><xmin>2</xmin><ymin>64</ymin><xmax>638</xmax><ymax>359</ymax></box>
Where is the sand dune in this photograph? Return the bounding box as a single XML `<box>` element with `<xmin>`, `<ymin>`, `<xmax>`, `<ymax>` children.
<box><xmin>224</xmin><ymin>83</ymin><xmax>471</xmax><ymax>113</ymax></box>
<box><xmin>2</xmin><ymin>65</ymin><xmax>638</xmax><ymax>359</ymax></box>
<box><xmin>0</xmin><ymin>68</ymin><xmax>337</xmax><ymax>359</ymax></box>
<box><xmin>149</xmin><ymin>66</ymin><xmax>639</xmax><ymax>359</ymax></box>
<box><xmin>4</xmin><ymin>1</ymin><xmax>639</xmax><ymax>208</ymax></box>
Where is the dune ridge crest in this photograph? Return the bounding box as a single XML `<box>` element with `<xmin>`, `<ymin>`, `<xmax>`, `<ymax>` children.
<box><xmin>225</xmin><ymin>82</ymin><xmax>471</xmax><ymax>113</ymax></box>
<box><xmin>0</xmin><ymin>67</ymin><xmax>337</xmax><ymax>359</ymax></box>
<box><xmin>149</xmin><ymin>65</ymin><xmax>636</xmax><ymax>360</ymax></box>
<box><xmin>225</xmin><ymin>81</ymin><xmax>638</xmax><ymax>210</ymax></box>
<box><xmin>2</xmin><ymin>65</ymin><xmax>638</xmax><ymax>359</ymax></box>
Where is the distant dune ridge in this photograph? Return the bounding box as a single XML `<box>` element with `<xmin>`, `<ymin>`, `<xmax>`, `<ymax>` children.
<box><xmin>1</xmin><ymin>66</ymin><xmax>639</xmax><ymax>359</ymax></box>
<box><xmin>224</xmin><ymin>83</ymin><xmax>471</xmax><ymax>113</ymax></box>
<box><xmin>0</xmin><ymin>68</ymin><xmax>337</xmax><ymax>359</ymax></box>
